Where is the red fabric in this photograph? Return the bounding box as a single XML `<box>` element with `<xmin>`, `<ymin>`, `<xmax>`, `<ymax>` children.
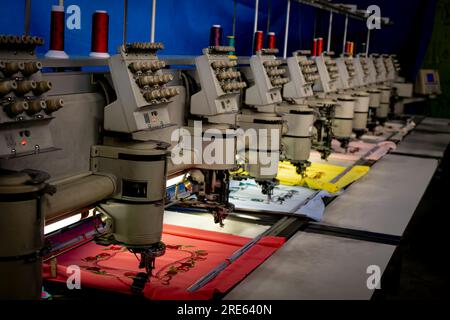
<box><xmin>43</xmin><ymin>224</ymin><xmax>285</xmax><ymax>300</ymax></box>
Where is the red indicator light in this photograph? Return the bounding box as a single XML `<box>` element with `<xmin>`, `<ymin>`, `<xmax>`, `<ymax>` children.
<box><xmin>21</xmin><ymin>139</ymin><xmax>27</xmax><ymax>146</ymax></box>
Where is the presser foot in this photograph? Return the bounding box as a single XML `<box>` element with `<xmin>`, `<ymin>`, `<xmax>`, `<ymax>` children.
<box><xmin>257</xmin><ymin>179</ymin><xmax>278</xmax><ymax>203</ymax></box>
<box><xmin>129</xmin><ymin>242</ymin><xmax>166</xmax><ymax>295</ymax></box>
<box><xmin>314</xmin><ymin>145</ymin><xmax>332</xmax><ymax>160</ymax></box>
<box><xmin>178</xmin><ymin>199</ymin><xmax>235</xmax><ymax>227</ymax></box>
<box><xmin>211</xmin><ymin>203</ymin><xmax>234</xmax><ymax>227</ymax></box>
<box><xmin>338</xmin><ymin>138</ymin><xmax>351</xmax><ymax>153</ymax></box>
<box><xmin>292</xmin><ymin>160</ymin><xmax>311</xmax><ymax>178</ymax></box>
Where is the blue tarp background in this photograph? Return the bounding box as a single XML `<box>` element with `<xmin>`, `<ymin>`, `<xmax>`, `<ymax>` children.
<box><xmin>0</xmin><ymin>0</ymin><xmax>437</xmax><ymax>80</ymax></box>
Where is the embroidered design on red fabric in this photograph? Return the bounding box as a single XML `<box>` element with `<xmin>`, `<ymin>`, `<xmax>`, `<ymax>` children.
<box><xmin>80</xmin><ymin>244</ymin><xmax>209</xmax><ymax>287</ymax></box>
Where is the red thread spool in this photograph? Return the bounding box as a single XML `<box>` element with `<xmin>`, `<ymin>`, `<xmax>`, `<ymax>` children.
<box><xmin>254</xmin><ymin>30</ymin><xmax>263</xmax><ymax>54</ymax></box>
<box><xmin>345</xmin><ymin>41</ymin><xmax>351</xmax><ymax>55</ymax></box>
<box><xmin>317</xmin><ymin>38</ymin><xmax>324</xmax><ymax>56</ymax></box>
<box><xmin>209</xmin><ymin>25</ymin><xmax>222</xmax><ymax>48</ymax></box>
<box><xmin>313</xmin><ymin>38</ymin><xmax>318</xmax><ymax>56</ymax></box>
<box><xmin>45</xmin><ymin>5</ymin><xmax>68</xmax><ymax>58</ymax></box>
<box><xmin>349</xmin><ymin>42</ymin><xmax>354</xmax><ymax>56</ymax></box>
<box><xmin>90</xmin><ymin>10</ymin><xmax>110</xmax><ymax>58</ymax></box>
<box><xmin>267</xmin><ymin>32</ymin><xmax>276</xmax><ymax>49</ymax></box>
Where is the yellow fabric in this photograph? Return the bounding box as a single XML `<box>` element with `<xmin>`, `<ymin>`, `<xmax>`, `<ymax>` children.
<box><xmin>277</xmin><ymin>161</ymin><xmax>370</xmax><ymax>193</ymax></box>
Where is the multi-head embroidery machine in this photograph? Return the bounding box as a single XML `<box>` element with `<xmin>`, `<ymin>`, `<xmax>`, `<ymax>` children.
<box><xmin>0</xmin><ymin>0</ymin><xmax>251</xmax><ymax>299</ymax></box>
<box><xmin>0</xmin><ymin>0</ymin><xmax>436</xmax><ymax>301</ymax></box>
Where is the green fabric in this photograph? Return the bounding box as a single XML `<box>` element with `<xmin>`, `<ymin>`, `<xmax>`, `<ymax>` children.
<box><xmin>421</xmin><ymin>0</ymin><xmax>450</xmax><ymax>118</ymax></box>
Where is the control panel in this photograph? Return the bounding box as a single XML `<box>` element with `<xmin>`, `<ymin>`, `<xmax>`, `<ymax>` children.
<box><xmin>245</xmin><ymin>49</ymin><xmax>289</xmax><ymax>106</ymax></box>
<box><xmin>415</xmin><ymin>69</ymin><xmax>441</xmax><ymax>96</ymax></box>
<box><xmin>0</xmin><ymin>34</ymin><xmax>63</xmax><ymax>159</ymax></box>
<box><xmin>104</xmin><ymin>42</ymin><xmax>180</xmax><ymax>136</ymax></box>
<box><xmin>191</xmin><ymin>46</ymin><xmax>246</xmax><ymax>119</ymax></box>
<box><xmin>283</xmin><ymin>50</ymin><xmax>317</xmax><ymax>100</ymax></box>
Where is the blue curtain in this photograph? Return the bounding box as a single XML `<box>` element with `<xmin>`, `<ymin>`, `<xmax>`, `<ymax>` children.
<box><xmin>0</xmin><ymin>0</ymin><xmax>437</xmax><ymax>80</ymax></box>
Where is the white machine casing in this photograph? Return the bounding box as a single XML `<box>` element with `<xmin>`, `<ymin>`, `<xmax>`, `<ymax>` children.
<box><xmin>104</xmin><ymin>44</ymin><xmax>179</xmax><ymax>138</ymax></box>
<box><xmin>283</xmin><ymin>51</ymin><xmax>317</xmax><ymax>101</ymax></box>
<box><xmin>245</xmin><ymin>52</ymin><xmax>287</xmax><ymax>108</ymax></box>
<box><xmin>335</xmin><ymin>56</ymin><xmax>358</xmax><ymax>90</ymax></box>
<box><xmin>191</xmin><ymin>48</ymin><xmax>244</xmax><ymax>125</ymax></box>
<box><xmin>91</xmin><ymin>141</ymin><xmax>168</xmax><ymax>246</ymax></box>
<box><xmin>313</xmin><ymin>55</ymin><xmax>339</xmax><ymax>94</ymax></box>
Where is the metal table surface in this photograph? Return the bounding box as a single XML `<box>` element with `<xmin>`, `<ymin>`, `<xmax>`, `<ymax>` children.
<box><xmin>164</xmin><ymin>210</ymin><xmax>270</xmax><ymax>238</ymax></box>
<box><xmin>416</xmin><ymin>117</ymin><xmax>450</xmax><ymax>134</ymax></box>
<box><xmin>391</xmin><ymin>130</ymin><xmax>450</xmax><ymax>159</ymax></box>
<box><xmin>321</xmin><ymin>154</ymin><xmax>438</xmax><ymax>236</ymax></box>
<box><xmin>225</xmin><ymin>232</ymin><xmax>395</xmax><ymax>300</ymax></box>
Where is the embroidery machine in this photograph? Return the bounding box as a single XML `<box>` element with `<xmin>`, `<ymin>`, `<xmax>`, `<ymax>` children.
<box><xmin>280</xmin><ymin>50</ymin><xmax>317</xmax><ymax>175</ymax></box>
<box><xmin>0</xmin><ymin>0</ymin><xmax>432</xmax><ymax>301</ymax></box>
<box><xmin>310</xmin><ymin>52</ymin><xmax>347</xmax><ymax>155</ymax></box>
<box><xmin>0</xmin><ymin>35</ymin><xmax>65</xmax><ymax>299</ymax></box>
<box><xmin>181</xmin><ymin>45</ymin><xmax>243</xmax><ymax>224</ymax></box>
<box><xmin>334</xmin><ymin>53</ymin><xmax>370</xmax><ymax>139</ymax></box>
<box><xmin>0</xmin><ymin>2</ymin><xmax>242</xmax><ymax>299</ymax></box>
<box><xmin>239</xmin><ymin>48</ymin><xmax>287</xmax><ymax>199</ymax></box>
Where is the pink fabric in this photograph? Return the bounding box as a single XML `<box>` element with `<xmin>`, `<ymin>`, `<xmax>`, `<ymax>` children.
<box><xmin>364</xmin><ymin>141</ymin><xmax>397</xmax><ymax>161</ymax></box>
<box><xmin>317</xmin><ymin>139</ymin><xmax>397</xmax><ymax>161</ymax></box>
<box><xmin>43</xmin><ymin>224</ymin><xmax>285</xmax><ymax>300</ymax></box>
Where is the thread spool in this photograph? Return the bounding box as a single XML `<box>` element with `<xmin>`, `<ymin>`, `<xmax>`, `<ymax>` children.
<box><xmin>33</xmin><ymin>81</ymin><xmax>53</xmax><ymax>96</ymax></box>
<box><xmin>90</xmin><ymin>10</ymin><xmax>110</xmax><ymax>58</ymax></box>
<box><xmin>16</xmin><ymin>80</ymin><xmax>37</xmax><ymax>95</ymax></box>
<box><xmin>3</xmin><ymin>62</ymin><xmax>24</xmax><ymax>76</ymax></box>
<box><xmin>313</xmin><ymin>38</ymin><xmax>318</xmax><ymax>57</ymax></box>
<box><xmin>0</xmin><ymin>80</ymin><xmax>17</xmax><ymax>96</ymax></box>
<box><xmin>23</xmin><ymin>61</ymin><xmax>42</xmax><ymax>76</ymax></box>
<box><xmin>254</xmin><ymin>30</ymin><xmax>263</xmax><ymax>54</ymax></box>
<box><xmin>349</xmin><ymin>42</ymin><xmax>354</xmax><ymax>56</ymax></box>
<box><xmin>27</xmin><ymin>100</ymin><xmax>47</xmax><ymax>115</ymax></box>
<box><xmin>227</xmin><ymin>36</ymin><xmax>237</xmax><ymax>58</ymax></box>
<box><xmin>317</xmin><ymin>38</ymin><xmax>324</xmax><ymax>55</ymax></box>
<box><xmin>6</xmin><ymin>101</ymin><xmax>29</xmax><ymax>117</ymax></box>
<box><xmin>267</xmin><ymin>32</ymin><xmax>276</xmax><ymax>49</ymax></box>
<box><xmin>45</xmin><ymin>5</ymin><xmax>69</xmax><ymax>59</ymax></box>
<box><xmin>45</xmin><ymin>98</ymin><xmax>64</xmax><ymax>114</ymax></box>
<box><xmin>209</xmin><ymin>25</ymin><xmax>222</xmax><ymax>48</ymax></box>
<box><xmin>0</xmin><ymin>35</ymin><xmax>8</xmax><ymax>44</ymax></box>
<box><xmin>7</xmin><ymin>35</ymin><xmax>19</xmax><ymax>44</ymax></box>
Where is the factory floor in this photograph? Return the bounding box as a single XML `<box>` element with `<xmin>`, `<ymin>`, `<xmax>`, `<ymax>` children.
<box><xmin>374</xmin><ymin>146</ymin><xmax>450</xmax><ymax>300</ymax></box>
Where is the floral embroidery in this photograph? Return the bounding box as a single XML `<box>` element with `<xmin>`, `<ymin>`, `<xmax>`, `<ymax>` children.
<box><xmin>308</xmin><ymin>171</ymin><xmax>325</xmax><ymax>180</ymax></box>
<box><xmin>154</xmin><ymin>247</ymin><xmax>208</xmax><ymax>285</ymax></box>
<box><xmin>80</xmin><ymin>244</ymin><xmax>209</xmax><ymax>287</ymax></box>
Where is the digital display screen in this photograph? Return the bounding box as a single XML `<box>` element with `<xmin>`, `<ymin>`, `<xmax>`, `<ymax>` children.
<box><xmin>427</xmin><ymin>73</ymin><xmax>435</xmax><ymax>83</ymax></box>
